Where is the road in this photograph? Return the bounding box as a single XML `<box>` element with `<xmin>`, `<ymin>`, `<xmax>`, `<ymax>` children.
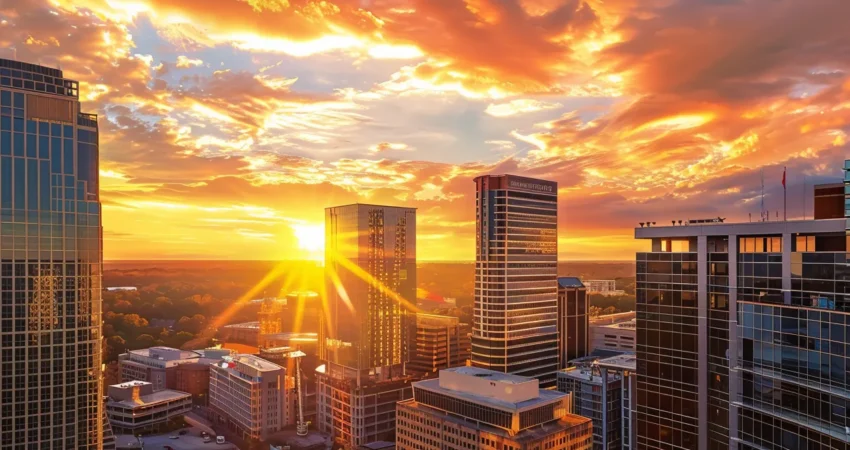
<box><xmin>139</xmin><ymin>429</ymin><xmax>239</xmax><ymax>450</ymax></box>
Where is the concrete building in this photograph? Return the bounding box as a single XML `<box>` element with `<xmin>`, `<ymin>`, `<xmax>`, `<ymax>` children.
<box><xmin>558</xmin><ymin>277</ymin><xmax>589</xmax><ymax>368</ymax></box>
<box><xmin>325</xmin><ymin>204</ymin><xmax>416</xmax><ymax>369</ymax></box>
<box><xmin>589</xmin><ymin>312</ymin><xmax>636</xmax><ymax>352</ymax></box>
<box><xmin>584</xmin><ymin>280</ymin><xmax>617</xmax><ymax>295</ymax></box>
<box><xmin>104</xmin><ymin>381</ymin><xmax>192</xmax><ymax>435</ymax></box>
<box><xmin>634</xmin><ymin>160</ymin><xmax>850</xmax><ymax>450</ymax></box>
<box><xmin>557</xmin><ymin>354</ymin><xmax>637</xmax><ymax>450</ymax></box>
<box><xmin>472</xmin><ymin>175</ymin><xmax>560</xmax><ymax>388</ymax></box>
<box><xmin>406</xmin><ymin>312</ymin><xmax>471</xmax><ymax>375</ymax></box>
<box><xmin>119</xmin><ymin>347</ymin><xmax>203</xmax><ymax>390</ymax></box>
<box><xmin>596</xmin><ymin>354</ymin><xmax>637</xmax><ymax>450</ymax></box>
<box><xmin>316</xmin><ymin>362</ymin><xmax>414</xmax><ymax>449</ymax></box>
<box><xmin>209</xmin><ymin>354</ymin><xmax>287</xmax><ymax>442</ymax></box>
<box><xmin>0</xmin><ymin>58</ymin><xmax>104</xmax><ymax>449</ymax></box>
<box><xmin>397</xmin><ymin>366</ymin><xmax>593</xmax><ymax>450</ymax></box>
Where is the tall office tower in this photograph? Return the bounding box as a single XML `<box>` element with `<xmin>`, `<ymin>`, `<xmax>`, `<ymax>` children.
<box><xmin>325</xmin><ymin>204</ymin><xmax>416</xmax><ymax>370</ymax></box>
<box><xmin>557</xmin><ymin>277</ymin><xmax>589</xmax><ymax>368</ymax></box>
<box><xmin>0</xmin><ymin>59</ymin><xmax>103</xmax><ymax>449</ymax></box>
<box><xmin>406</xmin><ymin>312</ymin><xmax>471</xmax><ymax>375</ymax></box>
<box><xmin>396</xmin><ymin>366</ymin><xmax>593</xmax><ymax>450</ymax></box>
<box><xmin>472</xmin><ymin>175</ymin><xmax>559</xmax><ymax>387</ymax></box>
<box><xmin>634</xmin><ymin>169</ymin><xmax>850</xmax><ymax>450</ymax></box>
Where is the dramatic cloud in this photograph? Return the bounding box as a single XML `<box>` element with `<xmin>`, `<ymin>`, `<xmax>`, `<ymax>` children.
<box><xmin>0</xmin><ymin>0</ymin><xmax>846</xmax><ymax>262</ymax></box>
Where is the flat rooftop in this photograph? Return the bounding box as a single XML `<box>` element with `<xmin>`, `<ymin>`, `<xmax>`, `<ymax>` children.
<box><xmin>596</xmin><ymin>353</ymin><xmax>637</xmax><ymax>372</ymax></box>
<box><xmin>635</xmin><ymin>217</ymin><xmax>845</xmax><ymax>239</ymax></box>
<box><xmin>127</xmin><ymin>347</ymin><xmax>201</xmax><ymax>361</ymax></box>
<box><xmin>417</xmin><ymin>367</ymin><xmax>566</xmax><ymax>411</ymax></box>
<box><xmin>108</xmin><ymin>389</ymin><xmax>190</xmax><ymax>409</ymax></box>
<box><xmin>231</xmin><ymin>354</ymin><xmax>282</xmax><ymax>372</ymax></box>
<box><xmin>444</xmin><ymin>366</ymin><xmax>530</xmax><ymax>384</ymax></box>
<box><xmin>558</xmin><ymin>367</ymin><xmax>617</xmax><ymax>385</ymax></box>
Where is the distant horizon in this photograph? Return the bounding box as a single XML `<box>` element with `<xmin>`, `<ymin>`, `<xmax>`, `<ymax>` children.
<box><xmin>104</xmin><ymin>259</ymin><xmax>637</xmax><ymax>263</ymax></box>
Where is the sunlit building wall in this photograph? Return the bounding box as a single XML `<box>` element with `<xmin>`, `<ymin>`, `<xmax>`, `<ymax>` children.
<box><xmin>324</xmin><ymin>204</ymin><xmax>416</xmax><ymax>370</ymax></box>
<box><xmin>316</xmin><ymin>362</ymin><xmax>414</xmax><ymax>448</ymax></box>
<box><xmin>471</xmin><ymin>175</ymin><xmax>559</xmax><ymax>388</ymax></box>
<box><xmin>557</xmin><ymin>277</ymin><xmax>589</xmax><ymax>368</ymax></box>
<box><xmin>634</xmin><ymin>174</ymin><xmax>850</xmax><ymax>450</ymax></box>
<box><xmin>406</xmin><ymin>312</ymin><xmax>471</xmax><ymax>375</ymax></box>
<box><xmin>0</xmin><ymin>58</ymin><xmax>103</xmax><ymax>449</ymax></box>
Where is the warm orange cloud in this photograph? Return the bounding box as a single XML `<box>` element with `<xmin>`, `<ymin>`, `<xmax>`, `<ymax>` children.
<box><xmin>0</xmin><ymin>0</ymin><xmax>847</xmax><ymax>261</ymax></box>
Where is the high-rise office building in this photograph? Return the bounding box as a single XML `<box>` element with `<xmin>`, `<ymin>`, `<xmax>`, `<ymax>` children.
<box><xmin>406</xmin><ymin>312</ymin><xmax>471</xmax><ymax>375</ymax></box>
<box><xmin>321</xmin><ymin>204</ymin><xmax>417</xmax><ymax>448</ymax></box>
<box><xmin>557</xmin><ymin>277</ymin><xmax>589</xmax><ymax>368</ymax></box>
<box><xmin>396</xmin><ymin>366</ymin><xmax>593</xmax><ymax>450</ymax></box>
<box><xmin>0</xmin><ymin>58</ymin><xmax>103</xmax><ymax>449</ymax></box>
<box><xmin>634</xmin><ymin>166</ymin><xmax>850</xmax><ymax>450</ymax></box>
<box><xmin>472</xmin><ymin>175</ymin><xmax>559</xmax><ymax>387</ymax></box>
<box><xmin>324</xmin><ymin>204</ymin><xmax>416</xmax><ymax>370</ymax></box>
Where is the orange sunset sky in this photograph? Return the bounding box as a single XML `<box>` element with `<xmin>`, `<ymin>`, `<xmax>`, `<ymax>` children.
<box><xmin>0</xmin><ymin>0</ymin><xmax>847</xmax><ymax>261</ymax></box>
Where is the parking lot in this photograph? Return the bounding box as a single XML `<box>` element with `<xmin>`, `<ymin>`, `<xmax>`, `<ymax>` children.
<box><xmin>138</xmin><ymin>429</ymin><xmax>239</xmax><ymax>450</ymax></box>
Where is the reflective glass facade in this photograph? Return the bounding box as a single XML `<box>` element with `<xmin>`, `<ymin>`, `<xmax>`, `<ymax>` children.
<box><xmin>557</xmin><ymin>278</ymin><xmax>588</xmax><ymax>368</ymax></box>
<box><xmin>635</xmin><ymin>195</ymin><xmax>850</xmax><ymax>450</ymax></box>
<box><xmin>472</xmin><ymin>175</ymin><xmax>559</xmax><ymax>388</ymax></box>
<box><xmin>0</xmin><ymin>59</ymin><xmax>103</xmax><ymax>449</ymax></box>
<box><xmin>324</xmin><ymin>204</ymin><xmax>416</xmax><ymax>370</ymax></box>
<box><xmin>635</xmin><ymin>248</ymin><xmax>700</xmax><ymax>449</ymax></box>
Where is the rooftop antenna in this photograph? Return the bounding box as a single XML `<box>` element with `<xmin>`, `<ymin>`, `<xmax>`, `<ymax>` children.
<box><xmin>760</xmin><ymin>168</ymin><xmax>765</xmax><ymax>222</ymax></box>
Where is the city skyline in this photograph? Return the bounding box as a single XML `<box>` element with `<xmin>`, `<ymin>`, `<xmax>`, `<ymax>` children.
<box><xmin>1</xmin><ymin>0</ymin><xmax>848</xmax><ymax>261</ymax></box>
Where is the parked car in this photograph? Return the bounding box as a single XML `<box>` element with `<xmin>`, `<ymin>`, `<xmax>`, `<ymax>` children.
<box><xmin>203</xmin><ymin>436</ymin><xmax>211</xmax><ymax>443</ymax></box>
<box><xmin>216</xmin><ymin>436</ymin><xmax>226</xmax><ymax>444</ymax></box>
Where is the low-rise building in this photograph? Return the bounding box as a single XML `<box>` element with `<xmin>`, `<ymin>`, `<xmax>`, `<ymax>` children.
<box><xmin>105</xmin><ymin>381</ymin><xmax>192</xmax><ymax>435</ymax></box>
<box><xmin>557</xmin><ymin>353</ymin><xmax>637</xmax><ymax>450</ymax></box>
<box><xmin>209</xmin><ymin>354</ymin><xmax>287</xmax><ymax>442</ymax></box>
<box><xmin>589</xmin><ymin>312</ymin><xmax>636</xmax><ymax>352</ymax></box>
<box><xmin>316</xmin><ymin>363</ymin><xmax>414</xmax><ymax>449</ymax></box>
<box><xmin>397</xmin><ymin>366</ymin><xmax>593</xmax><ymax>450</ymax></box>
<box><xmin>118</xmin><ymin>346</ymin><xmax>202</xmax><ymax>391</ymax></box>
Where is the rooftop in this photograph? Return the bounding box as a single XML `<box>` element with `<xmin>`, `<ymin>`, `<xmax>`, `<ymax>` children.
<box><xmin>635</xmin><ymin>217</ymin><xmax>845</xmax><ymax>239</ymax></box>
<box><xmin>558</xmin><ymin>367</ymin><xmax>618</xmax><ymax>385</ymax></box>
<box><xmin>127</xmin><ymin>347</ymin><xmax>201</xmax><ymax>361</ymax></box>
<box><xmin>417</xmin><ymin>367</ymin><xmax>566</xmax><ymax>411</ymax></box>
<box><xmin>443</xmin><ymin>366</ymin><xmax>529</xmax><ymax>385</ymax></box>
<box><xmin>325</xmin><ymin>203</ymin><xmax>417</xmax><ymax>211</ymax></box>
<box><xmin>596</xmin><ymin>353</ymin><xmax>637</xmax><ymax>372</ymax></box>
<box><xmin>239</xmin><ymin>354</ymin><xmax>281</xmax><ymax>371</ymax></box>
<box><xmin>557</xmin><ymin>277</ymin><xmax>584</xmax><ymax>288</ymax></box>
<box><xmin>107</xmin><ymin>388</ymin><xmax>190</xmax><ymax>409</ymax></box>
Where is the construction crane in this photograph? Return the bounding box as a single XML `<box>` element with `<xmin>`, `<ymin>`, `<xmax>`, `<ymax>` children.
<box><xmin>288</xmin><ymin>350</ymin><xmax>309</xmax><ymax>436</ymax></box>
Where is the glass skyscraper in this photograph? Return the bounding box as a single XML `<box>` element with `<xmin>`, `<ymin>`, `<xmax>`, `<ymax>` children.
<box><xmin>471</xmin><ymin>175</ymin><xmax>559</xmax><ymax>388</ymax></box>
<box><xmin>634</xmin><ymin>167</ymin><xmax>850</xmax><ymax>450</ymax></box>
<box><xmin>324</xmin><ymin>204</ymin><xmax>416</xmax><ymax>370</ymax></box>
<box><xmin>0</xmin><ymin>59</ymin><xmax>103</xmax><ymax>448</ymax></box>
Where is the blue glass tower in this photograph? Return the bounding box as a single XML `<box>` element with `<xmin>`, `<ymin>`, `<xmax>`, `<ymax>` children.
<box><xmin>0</xmin><ymin>59</ymin><xmax>103</xmax><ymax>448</ymax></box>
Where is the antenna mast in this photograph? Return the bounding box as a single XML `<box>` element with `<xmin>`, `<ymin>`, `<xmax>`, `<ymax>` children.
<box><xmin>761</xmin><ymin>168</ymin><xmax>765</xmax><ymax>221</ymax></box>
